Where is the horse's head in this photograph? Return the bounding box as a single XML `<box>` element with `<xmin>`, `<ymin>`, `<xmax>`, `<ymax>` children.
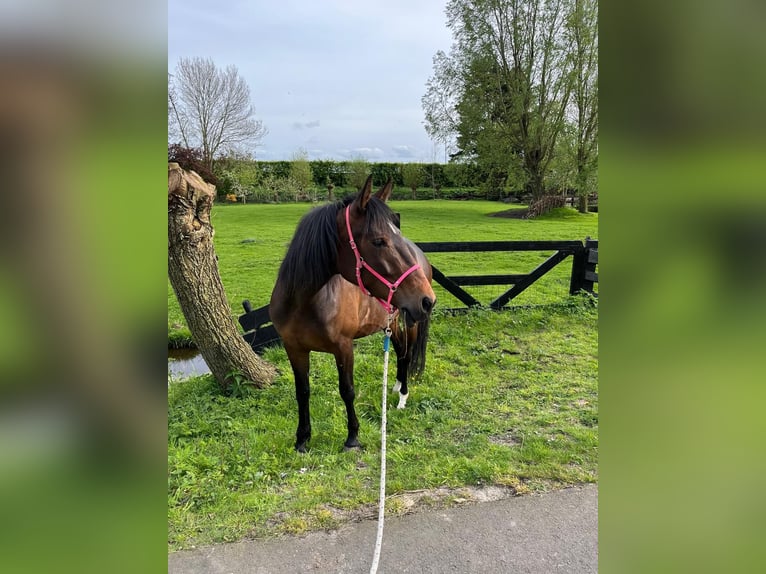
<box><xmin>337</xmin><ymin>176</ymin><xmax>436</xmax><ymax>325</ymax></box>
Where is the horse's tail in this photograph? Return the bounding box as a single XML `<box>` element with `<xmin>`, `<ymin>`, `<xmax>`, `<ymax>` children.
<box><xmin>407</xmin><ymin>312</ymin><xmax>431</xmax><ymax>380</ymax></box>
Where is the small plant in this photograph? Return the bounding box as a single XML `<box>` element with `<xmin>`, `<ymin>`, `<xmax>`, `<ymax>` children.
<box><xmin>224</xmin><ymin>370</ymin><xmax>253</xmax><ymax>398</ymax></box>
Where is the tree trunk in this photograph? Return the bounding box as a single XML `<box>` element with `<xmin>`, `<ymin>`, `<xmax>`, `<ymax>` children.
<box><xmin>576</xmin><ymin>158</ymin><xmax>589</xmax><ymax>213</ymax></box>
<box><xmin>525</xmin><ymin>149</ymin><xmax>545</xmax><ymax>200</ymax></box>
<box><xmin>168</xmin><ymin>162</ymin><xmax>276</xmax><ymax>389</ymax></box>
<box><xmin>578</xmin><ymin>192</ymin><xmax>589</xmax><ymax>213</ymax></box>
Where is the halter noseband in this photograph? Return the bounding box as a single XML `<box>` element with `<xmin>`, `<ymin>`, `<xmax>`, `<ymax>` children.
<box><xmin>345</xmin><ymin>205</ymin><xmax>421</xmax><ymax>314</ymax></box>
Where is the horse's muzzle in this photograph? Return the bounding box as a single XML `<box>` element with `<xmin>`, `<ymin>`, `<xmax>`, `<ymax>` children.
<box><xmin>422</xmin><ymin>296</ymin><xmax>434</xmax><ymax>313</ymax></box>
<box><xmin>401</xmin><ymin>295</ymin><xmax>435</xmax><ymax>327</ymax></box>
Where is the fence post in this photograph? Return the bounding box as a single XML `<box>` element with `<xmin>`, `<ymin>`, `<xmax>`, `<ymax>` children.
<box><xmin>583</xmin><ymin>238</ymin><xmax>599</xmax><ymax>294</ymax></box>
<box><xmin>569</xmin><ymin>237</ymin><xmax>588</xmax><ymax>295</ymax></box>
<box><xmin>569</xmin><ymin>236</ymin><xmax>598</xmax><ymax>295</ymax></box>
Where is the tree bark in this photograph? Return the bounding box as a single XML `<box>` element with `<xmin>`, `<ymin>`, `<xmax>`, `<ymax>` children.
<box><xmin>578</xmin><ymin>192</ymin><xmax>589</xmax><ymax>213</ymax></box>
<box><xmin>168</xmin><ymin>162</ymin><xmax>276</xmax><ymax>388</ymax></box>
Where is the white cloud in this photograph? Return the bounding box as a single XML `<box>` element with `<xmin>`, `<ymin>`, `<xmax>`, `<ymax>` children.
<box><xmin>392</xmin><ymin>145</ymin><xmax>416</xmax><ymax>158</ymax></box>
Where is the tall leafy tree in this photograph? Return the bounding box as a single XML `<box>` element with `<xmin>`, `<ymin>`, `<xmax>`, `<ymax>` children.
<box><xmin>169</xmin><ymin>57</ymin><xmax>268</xmax><ymax>172</ymax></box>
<box><xmin>565</xmin><ymin>0</ymin><xmax>598</xmax><ymax>212</ymax></box>
<box><xmin>425</xmin><ymin>0</ymin><xmax>593</xmax><ymax>201</ymax></box>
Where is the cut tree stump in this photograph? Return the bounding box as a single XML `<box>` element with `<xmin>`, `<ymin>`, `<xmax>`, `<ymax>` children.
<box><xmin>168</xmin><ymin>162</ymin><xmax>276</xmax><ymax>388</ymax></box>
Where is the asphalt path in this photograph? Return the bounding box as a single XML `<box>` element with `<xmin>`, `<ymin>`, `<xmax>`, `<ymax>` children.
<box><xmin>169</xmin><ymin>484</ymin><xmax>597</xmax><ymax>574</ymax></box>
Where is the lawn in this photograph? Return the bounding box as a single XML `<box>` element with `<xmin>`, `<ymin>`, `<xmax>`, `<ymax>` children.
<box><xmin>168</xmin><ymin>200</ymin><xmax>598</xmax><ymax>550</ymax></box>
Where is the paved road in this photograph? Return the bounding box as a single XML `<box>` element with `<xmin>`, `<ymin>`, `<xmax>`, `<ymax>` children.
<box><xmin>169</xmin><ymin>484</ymin><xmax>597</xmax><ymax>574</ymax></box>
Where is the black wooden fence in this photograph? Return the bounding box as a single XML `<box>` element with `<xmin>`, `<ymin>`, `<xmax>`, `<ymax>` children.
<box><xmin>239</xmin><ymin>237</ymin><xmax>597</xmax><ymax>353</ymax></box>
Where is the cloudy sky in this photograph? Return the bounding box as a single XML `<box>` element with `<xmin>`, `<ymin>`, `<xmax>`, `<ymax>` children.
<box><xmin>168</xmin><ymin>0</ymin><xmax>453</xmax><ymax>162</ymax></box>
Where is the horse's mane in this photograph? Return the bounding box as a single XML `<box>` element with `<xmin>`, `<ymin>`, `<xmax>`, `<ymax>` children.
<box><xmin>276</xmin><ymin>194</ymin><xmax>396</xmax><ymax>302</ymax></box>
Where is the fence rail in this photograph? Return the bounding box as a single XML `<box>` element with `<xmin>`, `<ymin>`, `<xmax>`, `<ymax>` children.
<box><xmin>239</xmin><ymin>237</ymin><xmax>598</xmax><ymax>353</ymax></box>
<box><xmin>417</xmin><ymin>238</ymin><xmax>597</xmax><ymax>310</ymax></box>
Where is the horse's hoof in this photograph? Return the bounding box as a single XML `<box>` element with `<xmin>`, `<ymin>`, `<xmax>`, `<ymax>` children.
<box><xmin>397</xmin><ymin>392</ymin><xmax>409</xmax><ymax>409</ymax></box>
<box><xmin>343</xmin><ymin>440</ymin><xmax>362</xmax><ymax>452</ymax></box>
<box><xmin>295</xmin><ymin>443</ymin><xmax>308</xmax><ymax>453</ymax></box>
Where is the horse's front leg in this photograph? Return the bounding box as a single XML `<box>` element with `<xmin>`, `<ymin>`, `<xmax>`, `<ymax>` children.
<box><xmin>334</xmin><ymin>340</ymin><xmax>361</xmax><ymax>451</ymax></box>
<box><xmin>287</xmin><ymin>346</ymin><xmax>312</xmax><ymax>452</ymax></box>
<box><xmin>391</xmin><ymin>325</ymin><xmax>414</xmax><ymax>409</ymax></box>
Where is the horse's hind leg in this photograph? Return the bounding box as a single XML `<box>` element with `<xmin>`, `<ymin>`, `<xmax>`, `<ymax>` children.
<box><xmin>334</xmin><ymin>340</ymin><xmax>361</xmax><ymax>451</ymax></box>
<box><xmin>287</xmin><ymin>346</ymin><xmax>312</xmax><ymax>452</ymax></box>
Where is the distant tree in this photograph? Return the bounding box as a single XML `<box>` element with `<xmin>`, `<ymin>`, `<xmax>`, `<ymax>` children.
<box><xmin>347</xmin><ymin>156</ymin><xmax>370</xmax><ymax>191</ymax></box>
<box><xmin>220</xmin><ymin>157</ymin><xmax>261</xmax><ymax>203</ymax></box>
<box><xmin>169</xmin><ymin>57</ymin><xmax>268</xmax><ymax>172</ymax></box>
<box><xmin>422</xmin><ymin>50</ymin><xmax>460</xmax><ymax>160</ymax></box>
<box><xmin>290</xmin><ymin>148</ymin><xmax>314</xmax><ymax>198</ymax></box>
<box><xmin>402</xmin><ymin>163</ymin><xmax>424</xmax><ymax>200</ymax></box>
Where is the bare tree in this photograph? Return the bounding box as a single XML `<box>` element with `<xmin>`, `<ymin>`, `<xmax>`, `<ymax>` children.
<box><xmin>169</xmin><ymin>57</ymin><xmax>268</xmax><ymax>172</ymax></box>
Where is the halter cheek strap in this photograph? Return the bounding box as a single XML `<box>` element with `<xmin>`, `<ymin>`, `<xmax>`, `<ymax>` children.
<box><xmin>345</xmin><ymin>205</ymin><xmax>421</xmax><ymax>314</ymax></box>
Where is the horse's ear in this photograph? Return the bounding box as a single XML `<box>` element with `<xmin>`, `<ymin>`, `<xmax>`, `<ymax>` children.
<box><xmin>354</xmin><ymin>175</ymin><xmax>374</xmax><ymax>212</ymax></box>
<box><xmin>375</xmin><ymin>178</ymin><xmax>393</xmax><ymax>203</ymax></box>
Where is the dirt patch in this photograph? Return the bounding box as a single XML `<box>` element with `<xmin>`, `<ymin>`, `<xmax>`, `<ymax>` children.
<box><xmin>386</xmin><ymin>484</ymin><xmax>519</xmax><ymax>515</ymax></box>
<box><xmin>488</xmin><ymin>208</ymin><xmax>529</xmax><ymax>219</ymax></box>
<box><xmin>313</xmin><ymin>484</ymin><xmax>521</xmax><ymax>527</ymax></box>
<box><xmin>489</xmin><ymin>431</ymin><xmax>523</xmax><ymax>447</ymax></box>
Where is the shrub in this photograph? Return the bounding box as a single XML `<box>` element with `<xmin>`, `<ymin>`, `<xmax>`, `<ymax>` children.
<box><xmin>168</xmin><ymin>144</ymin><xmax>217</xmax><ymax>186</ymax></box>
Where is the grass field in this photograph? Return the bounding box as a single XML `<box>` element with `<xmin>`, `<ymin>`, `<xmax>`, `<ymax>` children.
<box><xmin>168</xmin><ymin>200</ymin><xmax>598</xmax><ymax>550</ymax></box>
<box><xmin>167</xmin><ymin>200</ymin><xmax>597</xmax><ymax>345</ymax></box>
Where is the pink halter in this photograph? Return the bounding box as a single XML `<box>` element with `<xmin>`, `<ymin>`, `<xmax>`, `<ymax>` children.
<box><xmin>345</xmin><ymin>205</ymin><xmax>421</xmax><ymax>314</ymax></box>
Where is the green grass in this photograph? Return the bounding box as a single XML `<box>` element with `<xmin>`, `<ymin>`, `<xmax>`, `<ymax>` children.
<box><xmin>168</xmin><ymin>298</ymin><xmax>598</xmax><ymax>550</ymax></box>
<box><xmin>168</xmin><ymin>200</ymin><xmax>598</xmax><ymax>550</ymax></box>
<box><xmin>167</xmin><ymin>201</ymin><xmax>597</xmax><ymax>338</ymax></box>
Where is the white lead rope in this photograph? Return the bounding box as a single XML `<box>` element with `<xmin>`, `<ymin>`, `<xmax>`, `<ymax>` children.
<box><xmin>370</xmin><ymin>322</ymin><xmax>392</xmax><ymax>574</ymax></box>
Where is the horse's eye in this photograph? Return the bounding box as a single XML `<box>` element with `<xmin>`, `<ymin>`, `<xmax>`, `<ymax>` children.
<box><xmin>372</xmin><ymin>238</ymin><xmax>386</xmax><ymax>248</ymax></box>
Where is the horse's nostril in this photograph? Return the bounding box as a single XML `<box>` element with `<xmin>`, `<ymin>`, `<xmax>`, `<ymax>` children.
<box><xmin>422</xmin><ymin>296</ymin><xmax>434</xmax><ymax>313</ymax></box>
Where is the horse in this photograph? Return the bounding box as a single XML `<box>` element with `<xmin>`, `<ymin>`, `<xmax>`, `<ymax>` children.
<box><xmin>269</xmin><ymin>176</ymin><xmax>436</xmax><ymax>452</ymax></box>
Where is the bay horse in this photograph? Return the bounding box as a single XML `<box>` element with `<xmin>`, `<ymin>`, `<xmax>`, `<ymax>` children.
<box><xmin>269</xmin><ymin>176</ymin><xmax>436</xmax><ymax>452</ymax></box>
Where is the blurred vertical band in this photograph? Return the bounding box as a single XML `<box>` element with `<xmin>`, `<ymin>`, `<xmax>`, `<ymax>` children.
<box><xmin>601</xmin><ymin>1</ymin><xmax>766</xmax><ymax>572</ymax></box>
<box><xmin>0</xmin><ymin>1</ymin><xmax>166</xmax><ymax>572</ymax></box>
